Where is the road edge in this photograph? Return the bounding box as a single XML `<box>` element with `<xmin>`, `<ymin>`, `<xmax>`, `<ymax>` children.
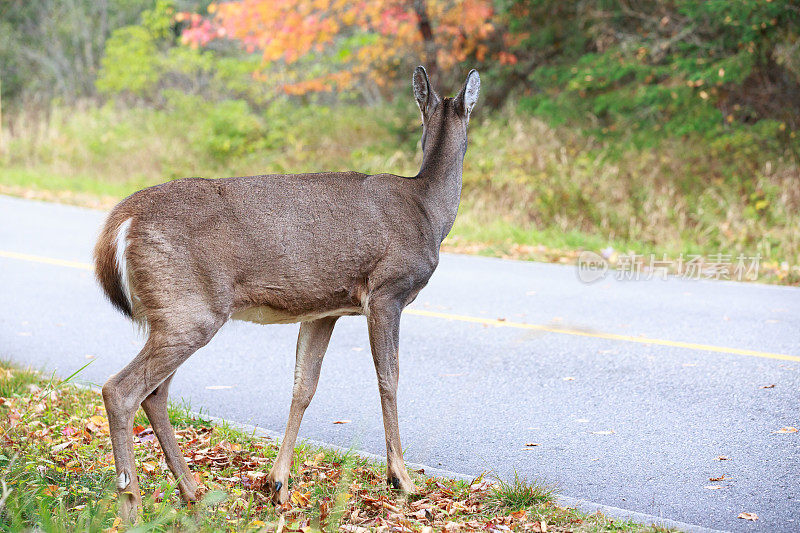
<box><xmin>194</xmin><ymin>411</ymin><xmax>729</xmax><ymax>533</ymax></box>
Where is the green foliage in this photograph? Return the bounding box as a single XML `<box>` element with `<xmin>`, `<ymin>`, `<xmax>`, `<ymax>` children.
<box><xmin>501</xmin><ymin>0</ymin><xmax>800</xmax><ymax>155</ymax></box>
<box><xmin>0</xmin><ymin>0</ymin><xmax>153</xmax><ymax>107</ymax></box>
<box><xmin>166</xmin><ymin>92</ymin><xmax>265</xmax><ymax>159</ymax></box>
<box><xmin>95</xmin><ymin>0</ymin><xmax>276</xmax><ymax>106</ymax></box>
<box><xmin>96</xmin><ymin>26</ymin><xmax>162</xmax><ymax>98</ymax></box>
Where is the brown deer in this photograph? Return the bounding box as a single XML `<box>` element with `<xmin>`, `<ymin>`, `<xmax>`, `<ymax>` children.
<box><xmin>94</xmin><ymin>66</ymin><xmax>480</xmax><ymax>520</ymax></box>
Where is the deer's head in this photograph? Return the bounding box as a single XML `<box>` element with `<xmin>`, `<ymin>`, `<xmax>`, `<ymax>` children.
<box><xmin>413</xmin><ymin>66</ymin><xmax>481</xmax><ymax>159</ymax></box>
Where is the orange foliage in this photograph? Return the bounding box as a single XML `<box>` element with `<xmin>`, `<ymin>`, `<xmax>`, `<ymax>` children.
<box><xmin>179</xmin><ymin>0</ymin><xmax>511</xmax><ymax>94</ymax></box>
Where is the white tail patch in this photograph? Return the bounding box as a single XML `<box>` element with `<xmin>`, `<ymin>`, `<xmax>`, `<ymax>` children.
<box><xmin>114</xmin><ymin>219</ymin><xmax>134</xmax><ymax>313</ymax></box>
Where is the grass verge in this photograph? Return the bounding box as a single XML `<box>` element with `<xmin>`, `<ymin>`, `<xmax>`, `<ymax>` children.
<box><xmin>2</xmin><ymin>100</ymin><xmax>799</xmax><ymax>286</ymax></box>
<box><xmin>0</xmin><ymin>361</ymin><xmax>671</xmax><ymax>532</ymax></box>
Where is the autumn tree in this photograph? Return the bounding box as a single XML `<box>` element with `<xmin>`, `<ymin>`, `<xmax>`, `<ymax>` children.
<box><xmin>178</xmin><ymin>0</ymin><xmax>508</xmax><ymax>97</ymax></box>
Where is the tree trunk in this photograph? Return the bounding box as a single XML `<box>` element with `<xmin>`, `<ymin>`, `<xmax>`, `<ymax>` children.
<box><xmin>413</xmin><ymin>0</ymin><xmax>438</xmax><ymax>86</ymax></box>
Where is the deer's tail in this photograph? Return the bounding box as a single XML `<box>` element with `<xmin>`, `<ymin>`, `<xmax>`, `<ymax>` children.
<box><xmin>94</xmin><ymin>207</ymin><xmax>135</xmax><ymax>320</ymax></box>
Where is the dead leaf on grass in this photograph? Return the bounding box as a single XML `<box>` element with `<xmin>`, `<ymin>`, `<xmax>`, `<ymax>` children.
<box><xmin>51</xmin><ymin>440</ymin><xmax>75</xmax><ymax>452</ymax></box>
<box><xmin>85</xmin><ymin>415</ymin><xmax>109</xmax><ymax>435</ymax></box>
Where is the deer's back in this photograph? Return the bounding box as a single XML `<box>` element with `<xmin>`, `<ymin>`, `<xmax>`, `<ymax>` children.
<box><xmin>116</xmin><ymin>173</ymin><xmax>439</xmax><ymax>324</ymax></box>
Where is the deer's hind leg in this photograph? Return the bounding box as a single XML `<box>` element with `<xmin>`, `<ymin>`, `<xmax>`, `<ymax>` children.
<box><xmin>102</xmin><ymin>312</ymin><xmax>224</xmax><ymax>521</ymax></box>
<box><xmin>141</xmin><ymin>372</ymin><xmax>198</xmax><ymax>504</ymax></box>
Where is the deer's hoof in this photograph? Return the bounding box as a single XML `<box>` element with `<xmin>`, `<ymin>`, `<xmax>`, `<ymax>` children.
<box><xmin>388</xmin><ymin>474</ymin><xmax>418</xmax><ymax>495</ymax></box>
<box><xmin>270</xmin><ymin>479</ymin><xmax>289</xmax><ymax>505</ymax></box>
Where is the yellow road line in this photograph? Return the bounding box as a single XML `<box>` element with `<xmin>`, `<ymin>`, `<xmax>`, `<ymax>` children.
<box><xmin>0</xmin><ymin>250</ymin><xmax>93</xmax><ymax>271</ymax></box>
<box><xmin>2</xmin><ymin>248</ymin><xmax>798</xmax><ymax>362</ymax></box>
<box><xmin>405</xmin><ymin>309</ymin><xmax>800</xmax><ymax>362</ymax></box>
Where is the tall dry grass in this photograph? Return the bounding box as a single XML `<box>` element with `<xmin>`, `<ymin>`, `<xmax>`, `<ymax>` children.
<box><xmin>1</xmin><ymin>99</ymin><xmax>798</xmax><ymax>269</ymax></box>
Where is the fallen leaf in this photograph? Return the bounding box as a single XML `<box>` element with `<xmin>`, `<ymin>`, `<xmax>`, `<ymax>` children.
<box><xmin>510</xmin><ymin>509</ymin><xmax>527</xmax><ymax>520</ymax></box>
<box><xmin>332</xmin><ymin>420</ymin><xmax>351</xmax><ymax>424</ymax></box>
<box><xmin>411</xmin><ymin>508</ymin><xmax>432</xmax><ymax>520</ymax></box>
<box><xmin>52</xmin><ymin>440</ymin><xmax>75</xmax><ymax>452</ymax></box>
<box><xmin>86</xmin><ymin>415</ymin><xmax>109</xmax><ymax>435</ymax></box>
<box><xmin>524</xmin><ymin>442</ymin><xmax>540</xmax><ymax>447</ymax></box>
<box><xmin>759</xmin><ymin>384</ymin><xmax>775</xmax><ymax>389</ymax></box>
<box><xmin>705</xmin><ymin>485</ymin><xmax>723</xmax><ymax>490</ymax></box>
<box><xmin>738</xmin><ymin>512</ymin><xmax>758</xmax><ymax>521</ymax></box>
<box><xmin>709</xmin><ymin>475</ymin><xmax>726</xmax><ymax>482</ymax></box>
<box><xmin>291</xmin><ymin>491</ymin><xmax>310</xmax><ymax>506</ymax></box>
<box><xmin>772</xmin><ymin>426</ymin><xmax>798</xmax><ymax>434</ymax></box>
<box><xmin>715</xmin><ymin>455</ymin><xmax>728</xmax><ymax>461</ymax></box>
<box><xmin>340</xmin><ymin>526</ymin><xmax>369</xmax><ymax>533</ymax></box>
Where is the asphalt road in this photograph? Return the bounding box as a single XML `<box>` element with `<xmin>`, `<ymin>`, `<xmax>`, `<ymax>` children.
<box><xmin>1</xmin><ymin>194</ymin><xmax>799</xmax><ymax>532</ymax></box>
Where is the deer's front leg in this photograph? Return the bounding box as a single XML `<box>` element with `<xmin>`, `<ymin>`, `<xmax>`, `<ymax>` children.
<box><xmin>367</xmin><ymin>300</ymin><xmax>418</xmax><ymax>495</ymax></box>
<box><xmin>268</xmin><ymin>316</ymin><xmax>337</xmax><ymax>504</ymax></box>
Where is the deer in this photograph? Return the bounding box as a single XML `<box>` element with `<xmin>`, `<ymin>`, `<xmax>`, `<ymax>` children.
<box><xmin>93</xmin><ymin>66</ymin><xmax>480</xmax><ymax>520</ymax></box>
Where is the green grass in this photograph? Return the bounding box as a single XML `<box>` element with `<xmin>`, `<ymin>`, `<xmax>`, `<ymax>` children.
<box><xmin>485</xmin><ymin>472</ymin><xmax>556</xmax><ymax>512</ymax></box>
<box><xmin>1</xmin><ymin>98</ymin><xmax>799</xmax><ymax>284</ymax></box>
<box><xmin>0</xmin><ymin>361</ymin><xmax>674</xmax><ymax>532</ymax></box>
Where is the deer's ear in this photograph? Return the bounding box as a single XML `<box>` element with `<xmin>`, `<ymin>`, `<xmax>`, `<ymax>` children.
<box><xmin>413</xmin><ymin>65</ymin><xmax>439</xmax><ymax>119</ymax></box>
<box><xmin>455</xmin><ymin>69</ymin><xmax>481</xmax><ymax>120</ymax></box>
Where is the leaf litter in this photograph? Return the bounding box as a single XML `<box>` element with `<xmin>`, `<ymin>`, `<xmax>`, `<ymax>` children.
<box><xmin>0</xmin><ymin>362</ymin><xmax>675</xmax><ymax>532</ymax></box>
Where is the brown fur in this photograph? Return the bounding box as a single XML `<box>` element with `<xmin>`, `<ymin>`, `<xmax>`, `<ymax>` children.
<box><xmin>94</xmin><ymin>207</ymin><xmax>133</xmax><ymax>318</ymax></box>
<box><xmin>95</xmin><ymin>67</ymin><xmax>480</xmax><ymax>520</ymax></box>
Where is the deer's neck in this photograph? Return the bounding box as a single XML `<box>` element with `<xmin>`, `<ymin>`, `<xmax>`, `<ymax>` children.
<box><xmin>414</xmin><ymin>131</ymin><xmax>465</xmax><ymax>244</ymax></box>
